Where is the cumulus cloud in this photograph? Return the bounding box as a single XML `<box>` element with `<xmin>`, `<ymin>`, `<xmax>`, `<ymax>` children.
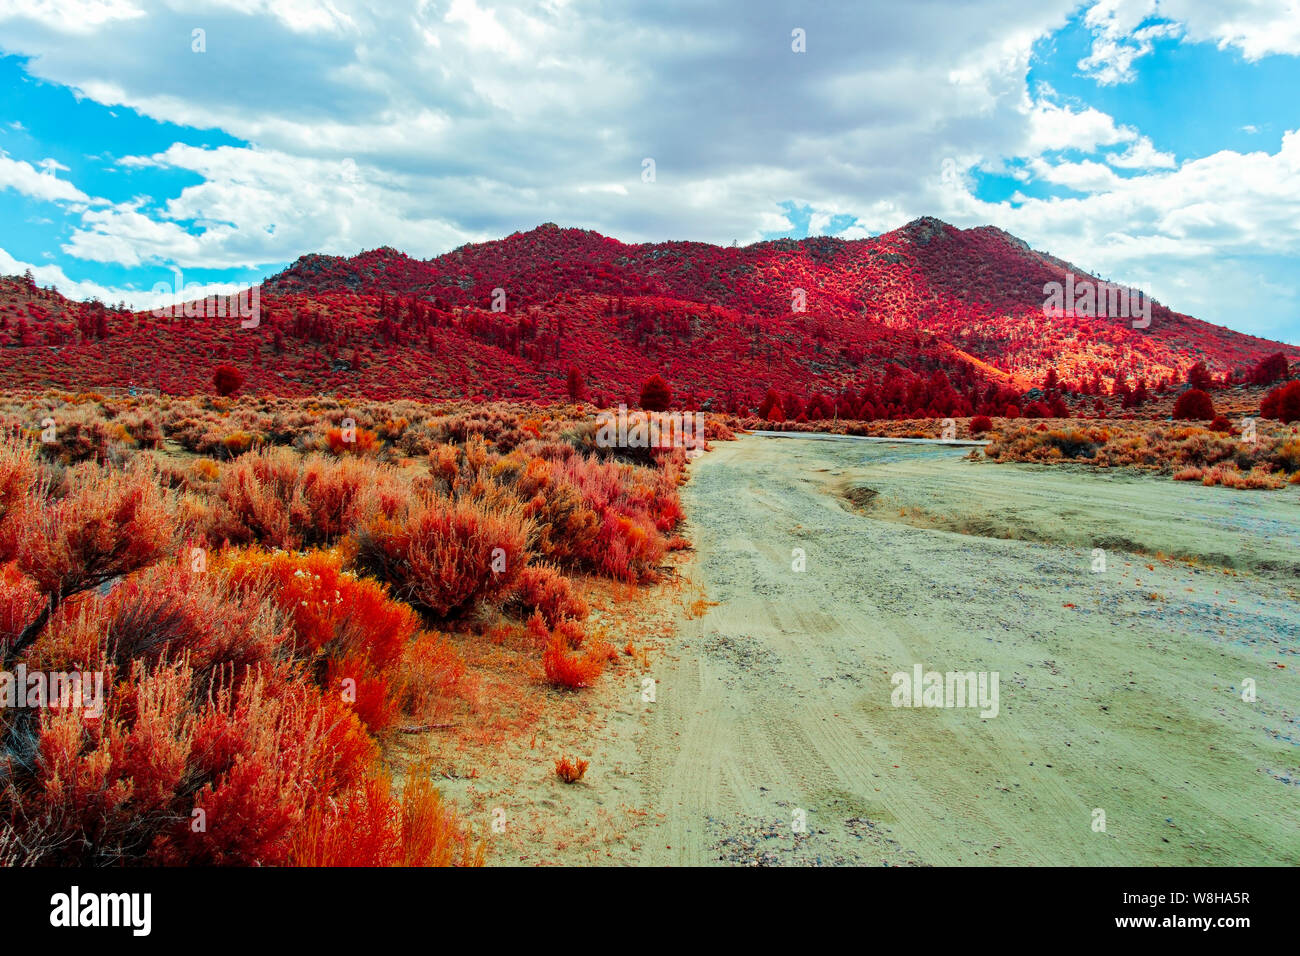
<box><xmin>1079</xmin><ymin>0</ymin><xmax>1300</xmax><ymax>85</ymax></box>
<box><xmin>0</xmin><ymin>0</ymin><xmax>1296</xmax><ymax>337</ymax></box>
<box><xmin>0</xmin><ymin>152</ymin><xmax>92</xmax><ymax>203</ymax></box>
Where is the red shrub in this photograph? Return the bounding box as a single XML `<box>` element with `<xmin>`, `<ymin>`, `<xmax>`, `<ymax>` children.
<box><xmin>551</xmin><ymin>455</ymin><xmax>676</xmax><ymax>581</ymax></box>
<box><xmin>207</xmin><ymin>449</ymin><xmax>405</xmax><ymax>550</ymax></box>
<box><xmin>33</xmin><ymin>562</ymin><xmax>281</xmax><ymax>692</ymax></box>
<box><xmin>0</xmin><ymin>561</ymin><xmax>42</xmax><ymax>654</ymax></box>
<box><xmin>639</xmin><ymin>374</ymin><xmax>673</xmax><ymax>412</ymax></box>
<box><xmin>970</xmin><ymin>415</ymin><xmax>993</xmax><ymax>434</ymax></box>
<box><xmin>510</xmin><ymin>563</ymin><xmax>589</xmax><ymax>627</ymax></box>
<box><xmin>1187</xmin><ymin>360</ymin><xmax>1213</xmax><ymax>391</ymax></box>
<box><xmin>218</xmin><ymin>549</ymin><xmax>420</xmax><ymax>733</ymax></box>
<box><xmin>1</xmin><ymin>462</ymin><xmax>174</xmax><ymax>662</ymax></box>
<box><xmin>1172</xmin><ymin>388</ymin><xmax>1215</xmax><ymax>421</ymax></box>
<box><xmin>355</xmin><ymin>492</ymin><xmax>529</xmax><ymax>619</ymax></box>
<box><xmin>213</xmin><ymin>364</ymin><xmax>245</xmax><ymax>397</ymax></box>
<box><xmin>1249</xmin><ymin>352</ymin><xmax>1290</xmax><ymax>386</ymax></box>
<box><xmin>1261</xmin><ymin>380</ymin><xmax>1300</xmax><ymax>423</ymax></box>
<box><xmin>6</xmin><ymin>660</ymin><xmax>376</xmax><ymax>866</ymax></box>
<box><xmin>542</xmin><ymin>627</ymin><xmax>604</xmax><ymax>689</ymax></box>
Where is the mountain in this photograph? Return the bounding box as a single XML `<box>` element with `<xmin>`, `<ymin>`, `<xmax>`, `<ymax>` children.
<box><xmin>0</xmin><ymin>219</ymin><xmax>1294</xmax><ymax>413</ymax></box>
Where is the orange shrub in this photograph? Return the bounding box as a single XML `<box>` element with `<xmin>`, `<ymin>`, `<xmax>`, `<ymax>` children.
<box><xmin>540</xmin><ymin>618</ymin><xmax>604</xmax><ymax>689</ymax></box>
<box><xmin>394</xmin><ymin>632</ymin><xmax>470</xmax><ymax>727</ymax></box>
<box><xmin>555</xmin><ymin>756</ymin><xmax>589</xmax><ymax>783</ymax></box>
<box><xmin>0</xmin><ymin>431</ymin><xmax>38</xmax><ymax>541</ymax></box>
<box><xmin>290</xmin><ymin>771</ymin><xmax>482</xmax><ymax>867</ymax></box>
<box><xmin>509</xmin><ymin>563</ymin><xmax>589</xmax><ymax>627</ymax></box>
<box><xmin>218</xmin><ymin>548</ymin><xmax>419</xmax><ymax>733</ymax></box>
<box><xmin>326</xmin><ymin>426</ymin><xmax>380</xmax><ymax>456</ymax></box>
<box><xmin>6</xmin><ymin>660</ymin><xmax>376</xmax><ymax>866</ymax></box>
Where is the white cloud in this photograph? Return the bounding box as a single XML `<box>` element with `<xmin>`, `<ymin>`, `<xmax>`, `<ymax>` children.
<box><xmin>1079</xmin><ymin>0</ymin><xmax>1300</xmax><ymax>85</ymax></box>
<box><xmin>0</xmin><ymin>152</ymin><xmax>91</xmax><ymax>203</ymax></box>
<box><xmin>0</xmin><ymin>0</ymin><xmax>1297</xmax><ymax>339</ymax></box>
<box><xmin>1107</xmin><ymin>137</ymin><xmax>1176</xmax><ymax>168</ymax></box>
<box><xmin>0</xmin><ymin>0</ymin><xmax>143</xmax><ymax>32</ymax></box>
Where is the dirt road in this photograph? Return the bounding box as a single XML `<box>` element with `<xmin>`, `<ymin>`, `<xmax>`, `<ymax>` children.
<box><xmin>603</xmin><ymin>435</ymin><xmax>1300</xmax><ymax>865</ymax></box>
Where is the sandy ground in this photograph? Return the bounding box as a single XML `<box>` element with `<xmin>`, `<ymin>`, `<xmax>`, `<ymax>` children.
<box><xmin>445</xmin><ymin>434</ymin><xmax>1299</xmax><ymax>865</ymax></box>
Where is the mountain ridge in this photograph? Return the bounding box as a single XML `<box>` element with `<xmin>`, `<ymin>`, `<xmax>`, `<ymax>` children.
<box><xmin>0</xmin><ymin>217</ymin><xmax>1294</xmax><ymax>411</ymax></box>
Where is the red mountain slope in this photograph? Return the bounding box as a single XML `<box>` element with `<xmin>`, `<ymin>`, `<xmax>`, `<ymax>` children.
<box><xmin>0</xmin><ymin>219</ymin><xmax>1294</xmax><ymax>411</ymax></box>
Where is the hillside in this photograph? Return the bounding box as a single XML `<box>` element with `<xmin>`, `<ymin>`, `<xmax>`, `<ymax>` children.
<box><xmin>1</xmin><ymin>218</ymin><xmax>1295</xmax><ymax>414</ymax></box>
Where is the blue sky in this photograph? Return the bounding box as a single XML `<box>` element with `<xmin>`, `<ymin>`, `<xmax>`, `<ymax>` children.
<box><xmin>1</xmin><ymin>0</ymin><xmax>1299</xmax><ymax>342</ymax></box>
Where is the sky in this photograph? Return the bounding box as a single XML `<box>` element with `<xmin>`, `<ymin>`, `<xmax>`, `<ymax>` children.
<box><xmin>1</xmin><ymin>0</ymin><xmax>1299</xmax><ymax>341</ymax></box>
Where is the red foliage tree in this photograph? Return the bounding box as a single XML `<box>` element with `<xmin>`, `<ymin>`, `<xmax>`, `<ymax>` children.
<box><xmin>213</xmin><ymin>363</ymin><xmax>245</xmax><ymax>397</ymax></box>
<box><xmin>1249</xmin><ymin>352</ymin><xmax>1291</xmax><ymax>387</ymax></box>
<box><xmin>566</xmin><ymin>366</ymin><xmax>585</xmax><ymax>402</ymax></box>
<box><xmin>1186</xmin><ymin>361</ymin><xmax>1213</xmax><ymax>391</ymax></box>
<box><xmin>638</xmin><ymin>374</ymin><xmax>672</xmax><ymax>411</ymax></box>
<box><xmin>1261</xmin><ymin>380</ymin><xmax>1300</xmax><ymax>423</ymax></box>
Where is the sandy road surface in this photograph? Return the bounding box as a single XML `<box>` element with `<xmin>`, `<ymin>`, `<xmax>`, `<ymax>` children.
<box><xmin>602</xmin><ymin>435</ymin><xmax>1300</xmax><ymax>866</ymax></box>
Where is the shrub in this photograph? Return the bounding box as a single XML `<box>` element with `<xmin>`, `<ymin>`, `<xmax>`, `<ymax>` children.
<box><xmin>1208</xmin><ymin>414</ymin><xmax>1233</xmax><ymax>433</ymax></box>
<box><xmin>218</xmin><ymin>549</ymin><xmax>418</xmax><ymax>732</ymax></box>
<box><xmin>1</xmin><ymin>462</ymin><xmax>174</xmax><ymax>663</ymax></box>
<box><xmin>393</xmin><ymin>632</ymin><xmax>470</xmax><ymax>727</ymax></box>
<box><xmin>0</xmin><ymin>561</ymin><xmax>42</xmax><ymax>654</ymax></box>
<box><xmin>1249</xmin><ymin>352</ymin><xmax>1290</xmax><ymax>386</ymax></box>
<box><xmin>3</xmin><ymin>661</ymin><xmax>376</xmax><ymax>866</ymax></box>
<box><xmin>0</xmin><ymin>432</ymin><xmax>38</xmax><ymax>553</ymax></box>
<box><xmin>969</xmin><ymin>415</ymin><xmax>993</xmax><ymax>434</ymax></box>
<box><xmin>555</xmin><ymin>756</ymin><xmax>589</xmax><ymax>784</ymax></box>
<box><xmin>549</xmin><ymin>455</ymin><xmax>677</xmax><ymax>581</ymax></box>
<box><xmin>33</xmin><ymin>406</ymin><xmax>120</xmax><ymax>464</ymax></box>
<box><xmin>1273</xmin><ymin>438</ymin><xmax>1300</xmax><ymax>473</ymax></box>
<box><xmin>289</xmin><ymin>771</ymin><xmax>482</xmax><ymax>867</ymax></box>
<box><xmin>354</xmin><ymin>492</ymin><xmax>529</xmax><ymax>619</ymax></box>
<box><xmin>325</xmin><ymin>426</ymin><xmax>380</xmax><ymax>456</ymax></box>
<box><xmin>206</xmin><ymin>449</ymin><xmax>406</xmax><ymax>550</ymax></box>
<box><xmin>1261</xmin><ymin>380</ymin><xmax>1300</xmax><ymax>423</ymax></box>
<box><xmin>33</xmin><ymin>561</ymin><xmax>282</xmax><ymax>694</ymax></box>
<box><xmin>509</xmin><ymin>563</ymin><xmax>589</xmax><ymax>627</ymax></box>
<box><xmin>1172</xmin><ymin>388</ymin><xmax>1215</xmax><ymax>421</ymax></box>
<box><xmin>1187</xmin><ymin>361</ymin><xmax>1213</xmax><ymax>391</ymax></box>
<box><xmin>639</xmin><ymin>375</ymin><xmax>673</xmax><ymax>412</ymax></box>
<box><xmin>506</xmin><ymin>458</ymin><xmax>601</xmax><ymax>568</ymax></box>
<box><xmin>540</xmin><ymin>617</ymin><xmax>604</xmax><ymax>689</ymax></box>
<box><xmin>213</xmin><ymin>364</ymin><xmax>244</xmax><ymax>397</ymax></box>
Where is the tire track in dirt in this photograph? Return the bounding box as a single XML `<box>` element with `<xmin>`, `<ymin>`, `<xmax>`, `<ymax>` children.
<box><xmin>608</xmin><ymin>435</ymin><xmax>1300</xmax><ymax>866</ymax></box>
